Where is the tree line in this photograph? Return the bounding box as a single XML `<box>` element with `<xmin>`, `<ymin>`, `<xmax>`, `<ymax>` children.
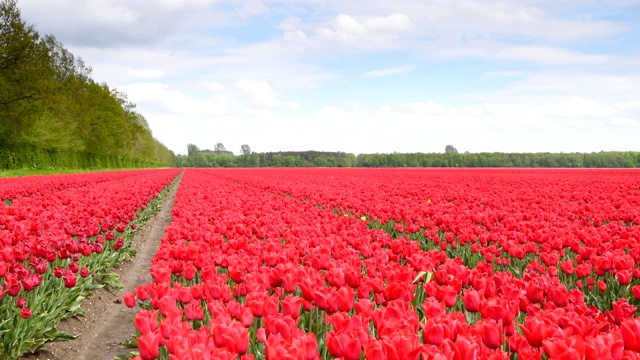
<box><xmin>0</xmin><ymin>0</ymin><xmax>175</xmax><ymax>170</ymax></box>
<box><xmin>178</xmin><ymin>143</ymin><xmax>640</xmax><ymax>168</ymax></box>
<box><xmin>356</xmin><ymin>151</ymin><xmax>640</xmax><ymax>168</ymax></box>
<box><xmin>178</xmin><ymin>144</ymin><xmax>357</xmax><ymax>168</ymax></box>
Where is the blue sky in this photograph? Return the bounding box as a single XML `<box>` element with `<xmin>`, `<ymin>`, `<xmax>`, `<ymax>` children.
<box><xmin>20</xmin><ymin>0</ymin><xmax>640</xmax><ymax>155</ymax></box>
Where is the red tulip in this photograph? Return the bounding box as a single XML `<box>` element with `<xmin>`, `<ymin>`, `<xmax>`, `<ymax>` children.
<box><xmin>124</xmin><ymin>292</ymin><xmax>136</xmax><ymax>307</ymax></box>
<box><xmin>5</xmin><ymin>275</ymin><xmax>21</xmax><ymax>297</ymax></box>
<box><xmin>281</xmin><ymin>295</ymin><xmax>302</xmax><ymax>319</ymax></box>
<box><xmin>422</xmin><ymin>321</ymin><xmax>446</xmax><ymax>346</ymax></box>
<box><xmin>455</xmin><ymin>335</ymin><xmax>479</xmax><ymax>360</ymax></box>
<box><xmin>134</xmin><ymin>310</ymin><xmax>159</xmax><ymax>335</ymax></box>
<box><xmin>20</xmin><ymin>307</ymin><xmax>32</xmax><ymax>319</ymax></box>
<box><xmin>184</xmin><ymin>302</ymin><xmax>203</xmax><ymax>321</ymax></box>
<box><xmin>542</xmin><ymin>335</ymin><xmax>585</xmax><ymax>360</ymax></box>
<box><xmin>616</xmin><ymin>270</ymin><xmax>631</xmax><ymax>285</ymax></box>
<box><xmin>436</xmin><ymin>285</ymin><xmax>458</xmax><ymax>308</ymax></box>
<box><xmin>548</xmin><ymin>286</ymin><xmax>568</xmax><ymax>307</ymax></box>
<box><xmin>462</xmin><ymin>288</ymin><xmax>481</xmax><ymax>313</ymax></box>
<box><xmin>63</xmin><ymin>271</ymin><xmax>77</xmax><ymax>288</ymax></box>
<box><xmin>138</xmin><ymin>331</ymin><xmax>161</xmax><ymax>360</ymax></box>
<box><xmin>177</xmin><ymin>285</ymin><xmax>192</xmax><ymax>304</ymax></box>
<box><xmin>327</xmin><ymin>331</ymin><xmax>362</xmax><ymax>360</ymax></box>
<box><xmin>525</xmin><ymin>282</ymin><xmax>544</xmax><ymax>304</ymax></box>
<box><xmin>240</xmin><ymin>308</ymin><xmax>254</xmax><ymax>327</ymax></box>
<box><xmin>136</xmin><ymin>285</ymin><xmax>150</xmax><ymax>301</ymax></box>
<box><xmin>475</xmin><ymin>319</ymin><xmax>503</xmax><ymax>350</ymax></box>
<box><xmin>560</xmin><ymin>260</ymin><xmax>574</xmax><ymax>275</ymax></box>
<box><xmin>585</xmin><ymin>332</ymin><xmax>624</xmax><ymax>360</ymax></box>
<box><xmin>364</xmin><ymin>340</ymin><xmax>386</xmax><ymax>360</ymax></box>
<box><xmin>621</xmin><ymin>318</ymin><xmax>640</xmax><ymax>352</ymax></box>
<box><xmin>520</xmin><ymin>317</ymin><xmax>558</xmax><ymax>348</ymax></box>
<box><xmin>632</xmin><ymin>285</ymin><xmax>640</xmax><ymax>301</ymax></box>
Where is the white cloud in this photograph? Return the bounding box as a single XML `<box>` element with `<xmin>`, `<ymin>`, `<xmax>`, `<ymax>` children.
<box><xmin>268</xmin><ymin>1</ymin><xmax>627</xmax><ymax>65</ymax></box>
<box><xmin>407</xmin><ymin>102</ymin><xmax>448</xmax><ymax>115</ymax></box>
<box><xmin>203</xmin><ymin>81</ymin><xmax>225</xmax><ymax>92</ymax></box>
<box><xmin>622</xmin><ymin>101</ymin><xmax>640</xmax><ymax>109</ymax></box>
<box><xmin>126</xmin><ymin>69</ymin><xmax>166</xmax><ymax>79</ymax></box>
<box><xmin>478</xmin><ymin>97</ymin><xmax>618</xmax><ymax>119</ymax></box>
<box><xmin>284</xmin><ymin>96</ymin><xmax>638</xmax><ymax>154</ymax></box>
<box><xmin>235</xmin><ymin>0</ymin><xmax>268</xmax><ymax>18</ymax></box>
<box><xmin>483</xmin><ymin>70</ymin><xmax>528</xmax><ymax>78</ymax></box>
<box><xmin>236</xmin><ymin>78</ymin><xmax>281</xmax><ymax>107</ymax></box>
<box><xmin>303</xmin><ymin>13</ymin><xmax>415</xmax><ymax>51</ymax></box>
<box><xmin>609</xmin><ymin>117</ymin><xmax>639</xmax><ymax>127</ymax></box>
<box><xmin>364</xmin><ymin>65</ymin><xmax>413</xmax><ymax>78</ymax></box>
<box><xmin>495</xmin><ymin>45</ymin><xmax>611</xmax><ymax>65</ymax></box>
<box><xmin>119</xmin><ymin>82</ymin><xmax>230</xmax><ymax>116</ymax></box>
<box><xmin>329</xmin><ymin>1</ymin><xmax>627</xmax><ymax>42</ymax></box>
<box><xmin>497</xmin><ymin>73</ymin><xmax>640</xmax><ymax>104</ymax></box>
<box><xmin>20</xmin><ymin>0</ymin><xmax>227</xmax><ymax>47</ymax></box>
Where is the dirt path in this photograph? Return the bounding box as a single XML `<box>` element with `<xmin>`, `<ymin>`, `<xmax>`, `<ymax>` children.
<box><xmin>24</xmin><ymin>175</ymin><xmax>181</xmax><ymax>360</ymax></box>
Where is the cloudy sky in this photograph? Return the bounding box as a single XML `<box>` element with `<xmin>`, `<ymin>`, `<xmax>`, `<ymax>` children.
<box><xmin>20</xmin><ymin>0</ymin><xmax>640</xmax><ymax>155</ymax></box>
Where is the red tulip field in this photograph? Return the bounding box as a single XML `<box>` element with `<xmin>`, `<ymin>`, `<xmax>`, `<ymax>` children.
<box><xmin>122</xmin><ymin>168</ymin><xmax>640</xmax><ymax>360</ymax></box>
<box><xmin>0</xmin><ymin>169</ymin><xmax>181</xmax><ymax>359</ymax></box>
<box><xmin>3</xmin><ymin>168</ymin><xmax>640</xmax><ymax>360</ymax></box>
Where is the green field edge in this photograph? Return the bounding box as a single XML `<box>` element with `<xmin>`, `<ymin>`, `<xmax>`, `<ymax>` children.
<box><xmin>0</xmin><ymin>167</ymin><xmax>179</xmax><ymax>179</ymax></box>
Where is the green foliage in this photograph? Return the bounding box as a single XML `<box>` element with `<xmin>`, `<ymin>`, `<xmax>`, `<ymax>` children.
<box><xmin>178</xmin><ymin>148</ymin><xmax>640</xmax><ymax>169</ymax></box>
<box><xmin>356</xmin><ymin>151</ymin><xmax>640</xmax><ymax>168</ymax></box>
<box><xmin>177</xmin><ymin>148</ymin><xmax>358</xmax><ymax>168</ymax></box>
<box><xmin>0</xmin><ymin>0</ymin><xmax>175</xmax><ymax>170</ymax></box>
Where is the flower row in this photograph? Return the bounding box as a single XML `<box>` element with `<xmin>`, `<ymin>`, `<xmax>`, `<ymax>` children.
<box><xmin>0</xmin><ymin>169</ymin><xmax>180</xmax><ymax>359</ymax></box>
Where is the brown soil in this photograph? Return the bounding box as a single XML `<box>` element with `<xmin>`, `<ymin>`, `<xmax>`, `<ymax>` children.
<box><xmin>23</xmin><ymin>175</ymin><xmax>181</xmax><ymax>360</ymax></box>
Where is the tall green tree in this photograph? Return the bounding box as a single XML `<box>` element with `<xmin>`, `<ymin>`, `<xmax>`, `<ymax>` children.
<box><xmin>445</xmin><ymin>145</ymin><xmax>458</xmax><ymax>154</ymax></box>
<box><xmin>241</xmin><ymin>144</ymin><xmax>251</xmax><ymax>155</ymax></box>
<box><xmin>214</xmin><ymin>143</ymin><xmax>226</xmax><ymax>152</ymax></box>
<box><xmin>0</xmin><ymin>0</ymin><xmax>52</xmax><ymax>147</ymax></box>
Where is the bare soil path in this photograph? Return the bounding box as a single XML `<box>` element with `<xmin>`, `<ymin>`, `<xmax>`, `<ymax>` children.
<box><xmin>23</xmin><ymin>174</ymin><xmax>182</xmax><ymax>360</ymax></box>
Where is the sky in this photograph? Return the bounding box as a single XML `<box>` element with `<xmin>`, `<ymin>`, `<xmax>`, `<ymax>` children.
<box><xmin>19</xmin><ymin>0</ymin><xmax>640</xmax><ymax>155</ymax></box>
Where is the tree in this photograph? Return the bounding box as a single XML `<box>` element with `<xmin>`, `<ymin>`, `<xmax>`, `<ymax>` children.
<box><xmin>0</xmin><ymin>0</ymin><xmax>53</xmax><ymax>147</ymax></box>
<box><xmin>214</xmin><ymin>143</ymin><xmax>226</xmax><ymax>152</ymax></box>
<box><xmin>187</xmin><ymin>143</ymin><xmax>199</xmax><ymax>156</ymax></box>
<box><xmin>445</xmin><ymin>145</ymin><xmax>458</xmax><ymax>154</ymax></box>
<box><xmin>240</xmin><ymin>144</ymin><xmax>251</xmax><ymax>156</ymax></box>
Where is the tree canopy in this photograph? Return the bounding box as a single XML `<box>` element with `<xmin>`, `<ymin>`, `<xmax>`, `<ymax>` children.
<box><xmin>445</xmin><ymin>145</ymin><xmax>459</xmax><ymax>154</ymax></box>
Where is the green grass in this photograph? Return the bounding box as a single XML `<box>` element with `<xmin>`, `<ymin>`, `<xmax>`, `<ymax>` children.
<box><xmin>0</xmin><ymin>167</ymin><xmax>152</xmax><ymax>178</ymax></box>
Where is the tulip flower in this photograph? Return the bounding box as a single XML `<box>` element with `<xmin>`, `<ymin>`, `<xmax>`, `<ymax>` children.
<box><xmin>20</xmin><ymin>308</ymin><xmax>32</xmax><ymax>319</ymax></box>
<box><xmin>621</xmin><ymin>318</ymin><xmax>640</xmax><ymax>352</ymax></box>
<box><xmin>124</xmin><ymin>292</ymin><xmax>136</xmax><ymax>308</ymax></box>
<box><xmin>475</xmin><ymin>319</ymin><xmax>503</xmax><ymax>350</ymax></box>
<box><xmin>138</xmin><ymin>331</ymin><xmax>161</xmax><ymax>360</ymax></box>
<box><xmin>462</xmin><ymin>288</ymin><xmax>481</xmax><ymax>313</ymax></box>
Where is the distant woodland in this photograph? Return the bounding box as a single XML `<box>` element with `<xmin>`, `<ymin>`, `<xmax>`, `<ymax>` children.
<box><xmin>179</xmin><ymin>144</ymin><xmax>640</xmax><ymax>168</ymax></box>
<box><xmin>0</xmin><ymin>1</ymin><xmax>175</xmax><ymax>170</ymax></box>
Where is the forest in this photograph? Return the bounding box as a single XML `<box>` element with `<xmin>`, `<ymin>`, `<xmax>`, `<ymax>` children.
<box><xmin>178</xmin><ymin>144</ymin><xmax>640</xmax><ymax>168</ymax></box>
<box><xmin>0</xmin><ymin>0</ymin><xmax>175</xmax><ymax>170</ymax></box>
